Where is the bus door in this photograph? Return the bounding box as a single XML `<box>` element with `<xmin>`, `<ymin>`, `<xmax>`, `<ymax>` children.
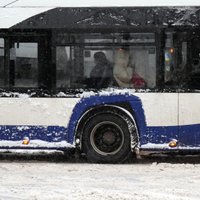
<box><xmin>176</xmin><ymin>31</ymin><xmax>200</xmax><ymax>147</ymax></box>
<box><xmin>0</xmin><ymin>34</ymin><xmax>57</xmax><ymax>148</ymax></box>
<box><xmin>9</xmin><ymin>35</ymin><xmax>51</xmax><ymax>89</ymax></box>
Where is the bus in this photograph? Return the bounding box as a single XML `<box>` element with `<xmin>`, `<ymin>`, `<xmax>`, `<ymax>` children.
<box><xmin>0</xmin><ymin>0</ymin><xmax>200</xmax><ymax>163</ymax></box>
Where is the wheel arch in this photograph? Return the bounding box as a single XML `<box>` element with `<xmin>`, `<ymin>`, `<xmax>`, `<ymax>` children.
<box><xmin>75</xmin><ymin>104</ymin><xmax>139</xmax><ymax>151</ymax></box>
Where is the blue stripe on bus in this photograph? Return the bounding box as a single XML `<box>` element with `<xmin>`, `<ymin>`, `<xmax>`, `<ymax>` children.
<box><xmin>0</xmin><ymin>124</ymin><xmax>199</xmax><ymax>148</ymax></box>
<box><xmin>0</xmin><ymin>125</ymin><xmax>67</xmax><ymax>142</ymax></box>
<box><xmin>143</xmin><ymin>124</ymin><xmax>200</xmax><ymax>146</ymax></box>
<box><xmin>143</xmin><ymin>126</ymin><xmax>179</xmax><ymax>145</ymax></box>
<box><xmin>179</xmin><ymin>124</ymin><xmax>200</xmax><ymax>146</ymax></box>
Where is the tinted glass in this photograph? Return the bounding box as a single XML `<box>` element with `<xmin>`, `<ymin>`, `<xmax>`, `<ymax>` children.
<box><xmin>186</xmin><ymin>38</ymin><xmax>200</xmax><ymax>90</ymax></box>
<box><xmin>10</xmin><ymin>43</ymin><xmax>38</xmax><ymax>87</ymax></box>
<box><xmin>56</xmin><ymin>33</ymin><xmax>156</xmax><ymax>90</ymax></box>
<box><xmin>0</xmin><ymin>38</ymin><xmax>4</xmax><ymax>86</ymax></box>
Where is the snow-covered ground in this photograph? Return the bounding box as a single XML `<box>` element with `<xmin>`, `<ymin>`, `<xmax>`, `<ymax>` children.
<box><xmin>0</xmin><ymin>154</ymin><xmax>200</xmax><ymax>200</ymax></box>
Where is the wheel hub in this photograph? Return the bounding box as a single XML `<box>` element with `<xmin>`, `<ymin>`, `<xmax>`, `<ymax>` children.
<box><xmin>90</xmin><ymin>121</ymin><xmax>124</xmax><ymax>155</ymax></box>
<box><xmin>102</xmin><ymin>131</ymin><xmax>116</xmax><ymax>145</ymax></box>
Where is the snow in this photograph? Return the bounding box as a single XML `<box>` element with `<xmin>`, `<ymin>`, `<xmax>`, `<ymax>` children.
<box><xmin>173</xmin><ymin>8</ymin><xmax>200</xmax><ymax>26</ymax></box>
<box><xmin>0</xmin><ymin>97</ymin><xmax>79</xmax><ymax>126</ymax></box>
<box><xmin>76</xmin><ymin>88</ymin><xmax>150</xmax><ymax>98</ymax></box>
<box><xmin>1</xmin><ymin>0</ymin><xmax>200</xmax><ymax>8</ymax></box>
<box><xmin>0</xmin><ymin>7</ymin><xmax>52</xmax><ymax>28</ymax></box>
<box><xmin>0</xmin><ymin>0</ymin><xmax>14</xmax><ymax>7</ymax></box>
<box><xmin>141</xmin><ymin>142</ymin><xmax>171</xmax><ymax>149</ymax></box>
<box><xmin>0</xmin><ymin>157</ymin><xmax>200</xmax><ymax>200</ymax></box>
<box><xmin>141</xmin><ymin>142</ymin><xmax>200</xmax><ymax>150</ymax></box>
<box><xmin>0</xmin><ymin>140</ymin><xmax>73</xmax><ymax>148</ymax></box>
<box><xmin>0</xmin><ymin>0</ymin><xmax>200</xmax><ymax>28</ymax></box>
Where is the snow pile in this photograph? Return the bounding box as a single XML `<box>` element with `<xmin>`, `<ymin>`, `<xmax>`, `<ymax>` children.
<box><xmin>0</xmin><ymin>161</ymin><xmax>199</xmax><ymax>200</ymax></box>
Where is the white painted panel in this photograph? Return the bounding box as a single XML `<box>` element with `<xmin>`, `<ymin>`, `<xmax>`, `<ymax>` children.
<box><xmin>0</xmin><ymin>98</ymin><xmax>80</xmax><ymax>126</ymax></box>
<box><xmin>80</xmin><ymin>91</ymin><xmax>179</xmax><ymax>127</ymax></box>
<box><xmin>0</xmin><ymin>0</ymin><xmax>14</xmax><ymax>7</ymax></box>
<box><xmin>179</xmin><ymin>93</ymin><xmax>200</xmax><ymax>126</ymax></box>
<box><xmin>0</xmin><ymin>93</ymin><xmax>186</xmax><ymax>127</ymax></box>
<box><xmin>0</xmin><ymin>8</ymin><xmax>52</xmax><ymax>28</ymax></box>
<box><xmin>135</xmin><ymin>93</ymin><xmax>178</xmax><ymax>126</ymax></box>
<box><xmin>6</xmin><ymin>0</ymin><xmax>200</xmax><ymax>7</ymax></box>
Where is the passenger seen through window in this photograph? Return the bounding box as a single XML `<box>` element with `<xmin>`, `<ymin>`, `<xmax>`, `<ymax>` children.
<box><xmin>113</xmin><ymin>47</ymin><xmax>146</xmax><ymax>88</ymax></box>
<box><xmin>90</xmin><ymin>52</ymin><xmax>112</xmax><ymax>88</ymax></box>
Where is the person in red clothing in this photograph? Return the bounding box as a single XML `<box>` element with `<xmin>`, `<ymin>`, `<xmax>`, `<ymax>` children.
<box><xmin>131</xmin><ymin>72</ymin><xmax>146</xmax><ymax>89</ymax></box>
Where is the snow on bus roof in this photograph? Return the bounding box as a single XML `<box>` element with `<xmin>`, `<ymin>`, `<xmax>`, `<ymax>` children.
<box><xmin>0</xmin><ymin>0</ymin><xmax>14</xmax><ymax>7</ymax></box>
<box><xmin>0</xmin><ymin>8</ymin><xmax>52</xmax><ymax>28</ymax></box>
<box><xmin>0</xmin><ymin>0</ymin><xmax>199</xmax><ymax>29</ymax></box>
<box><xmin>0</xmin><ymin>0</ymin><xmax>200</xmax><ymax>8</ymax></box>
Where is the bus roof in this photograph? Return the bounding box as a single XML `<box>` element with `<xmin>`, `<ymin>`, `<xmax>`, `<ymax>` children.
<box><xmin>0</xmin><ymin>0</ymin><xmax>200</xmax><ymax>8</ymax></box>
<box><xmin>0</xmin><ymin>0</ymin><xmax>200</xmax><ymax>29</ymax></box>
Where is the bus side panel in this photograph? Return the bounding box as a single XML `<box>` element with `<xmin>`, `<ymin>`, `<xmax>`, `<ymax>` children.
<box><xmin>133</xmin><ymin>93</ymin><xmax>179</xmax><ymax>147</ymax></box>
<box><xmin>0</xmin><ymin>98</ymin><xmax>79</xmax><ymax>148</ymax></box>
<box><xmin>0</xmin><ymin>98</ymin><xmax>79</xmax><ymax>126</ymax></box>
<box><xmin>67</xmin><ymin>94</ymin><xmax>142</xmax><ymax>143</ymax></box>
<box><xmin>0</xmin><ymin>93</ymin><xmax>197</xmax><ymax>150</ymax></box>
<box><xmin>179</xmin><ymin>93</ymin><xmax>200</xmax><ymax>147</ymax></box>
<box><xmin>68</xmin><ymin>93</ymin><xmax>179</xmax><ymax>149</ymax></box>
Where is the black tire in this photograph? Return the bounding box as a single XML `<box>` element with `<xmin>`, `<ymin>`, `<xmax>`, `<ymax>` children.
<box><xmin>82</xmin><ymin>112</ymin><xmax>136</xmax><ymax>163</ymax></box>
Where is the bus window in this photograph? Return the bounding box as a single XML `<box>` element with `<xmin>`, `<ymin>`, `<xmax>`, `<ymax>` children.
<box><xmin>185</xmin><ymin>37</ymin><xmax>200</xmax><ymax>90</ymax></box>
<box><xmin>129</xmin><ymin>46</ymin><xmax>156</xmax><ymax>88</ymax></box>
<box><xmin>56</xmin><ymin>46</ymin><xmax>71</xmax><ymax>88</ymax></box>
<box><xmin>84</xmin><ymin>33</ymin><xmax>113</xmax><ymax>43</ymax></box>
<box><xmin>0</xmin><ymin>38</ymin><xmax>4</xmax><ymax>86</ymax></box>
<box><xmin>83</xmin><ymin>46</ymin><xmax>156</xmax><ymax>89</ymax></box>
<box><xmin>83</xmin><ymin>47</ymin><xmax>114</xmax><ymax>88</ymax></box>
<box><xmin>164</xmin><ymin>33</ymin><xmax>176</xmax><ymax>86</ymax></box>
<box><xmin>55</xmin><ymin>32</ymin><xmax>156</xmax><ymax>90</ymax></box>
<box><xmin>84</xmin><ymin>33</ymin><xmax>156</xmax><ymax>89</ymax></box>
<box><xmin>181</xmin><ymin>42</ymin><xmax>187</xmax><ymax>68</ymax></box>
<box><xmin>56</xmin><ymin>46</ymin><xmax>83</xmax><ymax>89</ymax></box>
<box><xmin>178</xmin><ymin>41</ymin><xmax>188</xmax><ymax>87</ymax></box>
<box><xmin>10</xmin><ymin>42</ymin><xmax>38</xmax><ymax>87</ymax></box>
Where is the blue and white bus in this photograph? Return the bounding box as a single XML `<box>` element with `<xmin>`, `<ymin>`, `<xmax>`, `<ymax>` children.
<box><xmin>0</xmin><ymin>0</ymin><xmax>200</xmax><ymax>163</ymax></box>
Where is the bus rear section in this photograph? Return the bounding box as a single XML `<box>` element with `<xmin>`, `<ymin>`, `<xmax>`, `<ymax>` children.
<box><xmin>0</xmin><ymin>6</ymin><xmax>200</xmax><ymax>163</ymax></box>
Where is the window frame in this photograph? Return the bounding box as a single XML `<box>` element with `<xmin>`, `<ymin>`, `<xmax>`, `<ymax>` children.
<box><xmin>163</xmin><ymin>28</ymin><xmax>200</xmax><ymax>93</ymax></box>
<box><xmin>0</xmin><ymin>31</ymin><xmax>52</xmax><ymax>96</ymax></box>
<box><xmin>54</xmin><ymin>30</ymin><xmax>158</xmax><ymax>92</ymax></box>
<box><xmin>0</xmin><ymin>37</ymin><xmax>5</xmax><ymax>87</ymax></box>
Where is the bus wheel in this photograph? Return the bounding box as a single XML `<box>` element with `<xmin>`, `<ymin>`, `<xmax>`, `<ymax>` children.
<box><xmin>82</xmin><ymin>113</ymin><xmax>135</xmax><ymax>163</ymax></box>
